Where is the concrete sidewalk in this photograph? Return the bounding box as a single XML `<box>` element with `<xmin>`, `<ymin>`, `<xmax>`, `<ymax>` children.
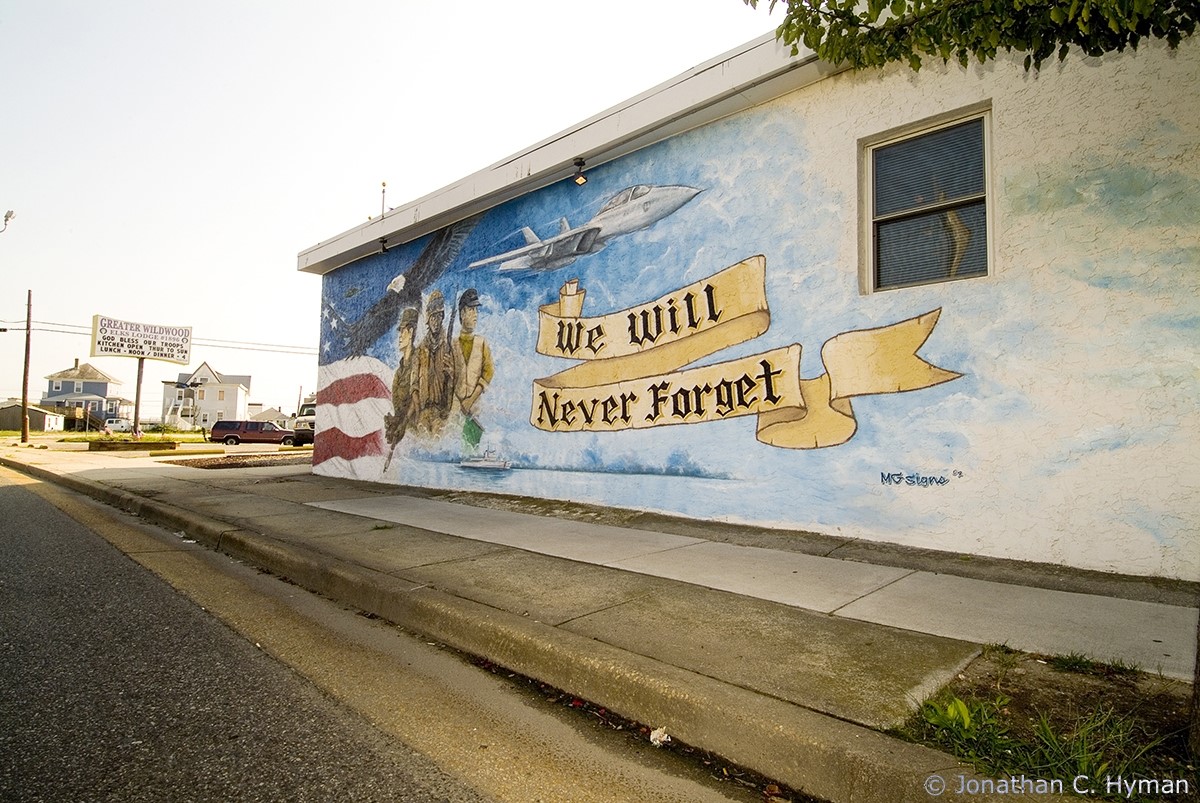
<box><xmin>3</xmin><ymin>443</ymin><xmax>1196</xmax><ymax>803</ymax></box>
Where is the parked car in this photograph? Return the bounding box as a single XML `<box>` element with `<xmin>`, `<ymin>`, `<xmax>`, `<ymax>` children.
<box><xmin>208</xmin><ymin>420</ymin><xmax>296</xmax><ymax>446</ymax></box>
<box><xmin>293</xmin><ymin>401</ymin><xmax>316</xmax><ymax>446</ymax></box>
<box><xmin>105</xmin><ymin>418</ymin><xmax>133</xmax><ymax>432</ymax></box>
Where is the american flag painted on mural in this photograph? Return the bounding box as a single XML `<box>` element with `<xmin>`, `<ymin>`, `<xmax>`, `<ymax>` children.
<box><xmin>312</xmin><ymin>356</ymin><xmax>393</xmax><ymax>479</ymax></box>
<box><xmin>312</xmin><ymin>215</ymin><xmax>481</xmax><ymax>480</ymax></box>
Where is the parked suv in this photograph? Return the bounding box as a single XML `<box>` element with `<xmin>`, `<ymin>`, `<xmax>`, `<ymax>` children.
<box><xmin>293</xmin><ymin>401</ymin><xmax>316</xmax><ymax>446</ymax></box>
<box><xmin>208</xmin><ymin>420</ymin><xmax>296</xmax><ymax>446</ymax></box>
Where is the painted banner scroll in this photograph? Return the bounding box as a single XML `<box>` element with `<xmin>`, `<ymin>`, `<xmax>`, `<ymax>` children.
<box><xmin>532</xmin><ymin>255</ymin><xmax>961</xmax><ymax>448</ymax></box>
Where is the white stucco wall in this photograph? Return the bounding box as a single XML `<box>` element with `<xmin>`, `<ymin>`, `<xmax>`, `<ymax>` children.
<box><xmin>768</xmin><ymin>43</ymin><xmax>1198</xmax><ymax>577</ymax></box>
<box><xmin>310</xmin><ymin>40</ymin><xmax>1198</xmax><ymax>580</ymax></box>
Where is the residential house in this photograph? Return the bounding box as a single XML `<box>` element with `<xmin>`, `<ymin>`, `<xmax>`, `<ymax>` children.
<box><xmin>41</xmin><ymin>360</ymin><xmax>133</xmax><ymax>429</ymax></box>
<box><xmin>161</xmin><ymin>361</ymin><xmax>250</xmax><ymax>429</ymax></box>
<box><xmin>249</xmin><ymin>404</ymin><xmax>292</xmax><ymax>429</ymax></box>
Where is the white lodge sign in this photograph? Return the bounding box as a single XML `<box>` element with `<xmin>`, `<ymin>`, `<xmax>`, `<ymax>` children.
<box><xmin>91</xmin><ymin>314</ymin><xmax>192</xmax><ymax>364</ymax></box>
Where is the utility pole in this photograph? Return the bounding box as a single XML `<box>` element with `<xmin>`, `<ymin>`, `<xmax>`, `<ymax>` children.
<box><xmin>0</xmin><ymin>214</ymin><xmax>23</xmax><ymax>441</ymax></box>
<box><xmin>21</xmin><ymin>290</ymin><xmax>31</xmax><ymax>443</ymax></box>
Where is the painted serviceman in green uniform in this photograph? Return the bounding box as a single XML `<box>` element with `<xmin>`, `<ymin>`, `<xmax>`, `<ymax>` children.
<box><xmin>451</xmin><ymin>288</ymin><xmax>493</xmax><ymax>450</ymax></box>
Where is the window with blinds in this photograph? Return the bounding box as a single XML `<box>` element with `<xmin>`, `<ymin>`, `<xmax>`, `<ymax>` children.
<box><xmin>870</xmin><ymin>115</ymin><xmax>989</xmax><ymax>290</ymax></box>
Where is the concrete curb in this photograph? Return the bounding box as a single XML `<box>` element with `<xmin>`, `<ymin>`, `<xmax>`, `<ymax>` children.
<box><xmin>7</xmin><ymin>459</ymin><xmax>239</xmax><ymax>549</ymax></box>
<box><xmin>2</xmin><ymin>455</ymin><xmax>1074</xmax><ymax>803</ymax></box>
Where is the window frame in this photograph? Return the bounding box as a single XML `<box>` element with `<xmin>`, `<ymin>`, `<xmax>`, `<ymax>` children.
<box><xmin>860</xmin><ymin>103</ymin><xmax>993</xmax><ymax>293</ymax></box>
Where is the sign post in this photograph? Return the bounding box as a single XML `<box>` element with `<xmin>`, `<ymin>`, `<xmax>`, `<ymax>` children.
<box><xmin>134</xmin><ymin>357</ymin><xmax>145</xmax><ymax>434</ymax></box>
<box><xmin>90</xmin><ymin>315</ymin><xmax>192</xmax><ymax>434</ymax></box>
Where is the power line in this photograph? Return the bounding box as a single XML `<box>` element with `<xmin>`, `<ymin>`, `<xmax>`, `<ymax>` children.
<box><xmin>0</xmin><ymin>319</ymin><xmax>317</xmax><ymax>356</ymax></box>
<box><xmin>28</xmin><ymin>320</ymin><xmax>317</xmax><ymax>350</ymax></box>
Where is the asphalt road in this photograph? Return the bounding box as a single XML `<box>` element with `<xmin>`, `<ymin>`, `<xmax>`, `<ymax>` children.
<box><xmin>0</xmin><ymin>465</ymin><xmax>763</xmax><ymax>803</ymax></box>
<box><xmin>0</xmin><ymin>474</ymin><xmax>492</xmax><ymax>803</ymax></box>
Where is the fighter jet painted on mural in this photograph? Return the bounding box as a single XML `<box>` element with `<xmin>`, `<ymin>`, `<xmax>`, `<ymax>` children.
<box><xmin>468</xmin><ymin>184</ymin><xmax>701</xmax><ymax>272</ymax></box>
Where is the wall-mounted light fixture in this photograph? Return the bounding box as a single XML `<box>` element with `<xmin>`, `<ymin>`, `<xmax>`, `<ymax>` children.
<box><xmin>572</xmin><ymin>158</ymin><xmax>587</xmax><ymax>186</ymax></box>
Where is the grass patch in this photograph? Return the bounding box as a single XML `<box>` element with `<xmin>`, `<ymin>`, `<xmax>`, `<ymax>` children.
<box><xmin>898</xmin><ymin>649</ymin><xmax>1197</xmax><ymax>802</ymax></box>
<box><xmin>1049</xmin><ymin>652</ymin><xmax>1142</xmax><ymax>680</ymax></box>
<box><xmin>1</xmin><ymin>429</ymin><xmax>209</xmax><ymax>443</ymax></box>
<box><xmin>59</xmin><ymin>432</ymin><xmax>208</xmax><ymax>444</ymax></box>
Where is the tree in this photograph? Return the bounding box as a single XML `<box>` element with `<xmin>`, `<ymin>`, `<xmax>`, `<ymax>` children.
<box><xmin>745</xmin><ymin>0</ymin><xmax>1199</xmax><ymax>70</ymax></box>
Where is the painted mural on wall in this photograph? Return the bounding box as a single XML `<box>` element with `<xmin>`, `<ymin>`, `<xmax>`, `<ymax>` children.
<box><xmin>316</xmin><ymin>177</ymin><xmax>959</xmax><ymax>475</ymax></box>
<box><xmin>314</xmin><ymin>44</ymin><xmax>1200</xmax><ymax>580</ymax></box>
<box><xmin>531</xmin><ymin>257</ymin><xmax>959</xmax><ymax>447</ymax></box>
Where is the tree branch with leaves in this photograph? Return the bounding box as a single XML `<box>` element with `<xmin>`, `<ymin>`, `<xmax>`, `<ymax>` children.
<box><xmin>746</xmin><ymin>0</ymin><xmax>1199</xmax><ymax>70</ymax></box>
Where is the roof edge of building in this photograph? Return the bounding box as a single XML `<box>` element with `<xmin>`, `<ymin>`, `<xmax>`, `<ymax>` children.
<box><xmin>297</xmin><ymin>33</ymin><xmax>834</xmax><ymax>277</ymax></box>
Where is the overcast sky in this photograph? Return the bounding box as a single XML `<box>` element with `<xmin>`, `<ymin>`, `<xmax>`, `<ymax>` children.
<box><xmin>0</xmin><ymin>1</ymin><xmax>778</xmax><ymax>417</ymax></box>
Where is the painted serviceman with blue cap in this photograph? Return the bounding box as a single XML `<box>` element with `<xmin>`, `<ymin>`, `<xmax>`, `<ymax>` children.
<box><xmin>451</xmin><ymin>288</ymin><xmax>493</xmax><ymax>449</ymax></box>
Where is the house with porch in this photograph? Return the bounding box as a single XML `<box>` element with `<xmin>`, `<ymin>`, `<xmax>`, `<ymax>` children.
<box><xmin>40</xmin><ymin>360</ymin><xmax>133</xmax><ymax>429</ymax></box>
<box><xmin>161</xmin><ymin>361</ymin><xmax>250</xmax><ymax>429</ymax></box>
